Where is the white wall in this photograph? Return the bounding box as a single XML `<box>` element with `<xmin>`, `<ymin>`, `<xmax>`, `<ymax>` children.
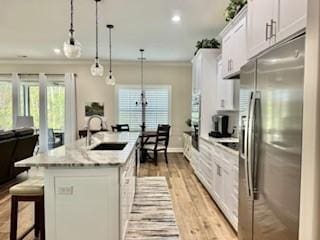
<box><xmin>299</xmin><ymin>0</ymin><xmax>320</xmax><ymax>239</ymax></box>
<box><xmin>0</xmin><ymin>61</ymin><xmax>192</xmax><ymax>148</ymax></box>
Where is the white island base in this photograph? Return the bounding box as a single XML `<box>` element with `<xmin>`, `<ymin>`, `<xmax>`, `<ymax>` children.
<box><xmin>45</xmin><ymin>156</ymin><xmax>136</xmax><ymax>240</ymax></box>
<box><xmin>44</xmin><ymin>167</ymin><xmax>125</xmax><ymax>240</ymax></box>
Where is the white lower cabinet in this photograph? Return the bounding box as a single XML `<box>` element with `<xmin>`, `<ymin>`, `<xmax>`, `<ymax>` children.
<box><xmin>193</xmin><ymin>139</ymin><xmax>239</xmax><ymax>231</ymax></box>
<box><xmin>183</xmin><ymin>133</ymin><xmax>192</xmax><ymax>161</ymax></box>
<box><xmin>120</xmin><ymin>150</ymin><xmax>136</xmax><ymax>239</ymax></box>
<box><xmin>190</xmin><ymin>146</ymin><xmax>200</xmax><ymax>171</ymax></box>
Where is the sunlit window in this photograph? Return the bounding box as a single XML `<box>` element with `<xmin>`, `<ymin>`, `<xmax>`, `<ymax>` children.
<box><xmin>0</xmin><ymin>79</ymin><xmax>13</xmax><ymax>130</ymax></box>
<box><xmin>117</xmin><ymin>85</ymin><xmax>171</xmax><ymax>131</ymax></box>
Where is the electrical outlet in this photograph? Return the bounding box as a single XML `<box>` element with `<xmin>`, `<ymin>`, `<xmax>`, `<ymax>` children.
<box><xmin>57</xmin><ymin>186</ymin><xmax>74</xmax><ymax>195</ymax></box>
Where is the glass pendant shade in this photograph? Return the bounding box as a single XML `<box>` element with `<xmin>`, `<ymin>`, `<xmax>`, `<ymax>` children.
<box><xmin>64</xmin><ymin>0</ymin><xmax>81</xmax><ymax>59</ymax></box>
<box><xmin>91</xmin><ymin>58</ymin><xmax>104</xmax><ymax>77</ymax></box>
<box><xmin>106</xmin><ymin>71</ymin><xmax>116</xmax><ymax>85</ymax></box>
<box><xmin>63</xmin><ymin>37</ymin><xmax>81</xmax><ymax>58</ymax></box>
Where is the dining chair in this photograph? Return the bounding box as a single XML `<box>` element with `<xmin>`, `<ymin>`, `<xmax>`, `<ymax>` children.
<box><xmin>112</xmin><ymin>124</ymin><xmax>130</xmax><ymax>132</ymax></box>
<box><xmin>143</xmin><ymin>124</ymin><xmax>171</xmax><ymax>165</ymax></box>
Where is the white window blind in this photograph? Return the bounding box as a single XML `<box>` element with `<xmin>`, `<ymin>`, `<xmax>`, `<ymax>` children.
<box><xmin>117</xmin><ymin>85</ymin><xmax>171</xmax><ymax>130</ymax></box>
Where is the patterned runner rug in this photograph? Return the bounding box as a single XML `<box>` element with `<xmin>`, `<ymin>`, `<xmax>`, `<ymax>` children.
<box><xmin>125</xmin><ymin>177</ymin><xmax>180</xmax><ymax>240</ymax></box>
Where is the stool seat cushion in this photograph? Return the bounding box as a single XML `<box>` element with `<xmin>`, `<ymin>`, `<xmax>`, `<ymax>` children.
<box><xmin>9</xmin><ymin>177</ymin><xmax>44</xmax><ymax>196</ymax></box>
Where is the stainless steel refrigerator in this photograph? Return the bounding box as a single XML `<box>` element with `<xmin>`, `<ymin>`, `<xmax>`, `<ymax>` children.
<box><xmin>239</xmin><ymin>35</ymin><xmax>305</xmax><ymax>240</ymax></box>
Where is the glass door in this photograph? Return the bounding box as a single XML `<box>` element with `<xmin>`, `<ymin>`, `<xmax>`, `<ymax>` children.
<box><xmin>20</xmin><ymin>75</ymin><xmax>66</xmax><ymax>150</ymax></box>
<box><xmin>47</xmin><ymin>80</ymin><xmax>65</xmax><ymax>149</ymax></box>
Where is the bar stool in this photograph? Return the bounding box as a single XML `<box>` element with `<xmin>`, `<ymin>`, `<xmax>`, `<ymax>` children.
<box><xmin>9</xmin><ymin>177</ymin><xmax>45</xmax><ymax>240</ymax></box>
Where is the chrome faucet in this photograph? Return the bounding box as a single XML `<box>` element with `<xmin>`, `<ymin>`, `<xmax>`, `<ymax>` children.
<box><xmin>86</xmin><ymin>115</ymin><xmax>105</xmax><ymax>146</ymax></box>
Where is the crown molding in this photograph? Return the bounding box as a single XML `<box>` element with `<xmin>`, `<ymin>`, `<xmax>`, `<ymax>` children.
<box><xmin>0</xmin><ymin>58</ymin><xmax>191</xmax><ymax>67</ymax></box>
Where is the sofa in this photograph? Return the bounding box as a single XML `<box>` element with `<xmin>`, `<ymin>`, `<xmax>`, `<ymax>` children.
<box><xmin>0</xmin><ymin>128</ymin><xmax>38</xmax><ymax>185</ymax></box>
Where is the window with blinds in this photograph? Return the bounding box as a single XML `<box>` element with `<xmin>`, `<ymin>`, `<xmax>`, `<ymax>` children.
<box><xmin>117</xmin><ymin>85</ymin><xmax>171</xmax><ymax>131</ymax></box>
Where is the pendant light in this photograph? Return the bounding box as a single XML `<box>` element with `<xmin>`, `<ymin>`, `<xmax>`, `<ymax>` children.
<box><xmin>90</xmin><ymin>0</ymin><xmax>104</xmax><ymax>77</ymax></box>
<box><xmin>63</xmin><ymin>0</ymin><xmax>82</xmax><ymax>58</ymax></box>
<box><xmin>136</xmin><ymin>49</ymin><xmax>147</xmax><ymax>132</ymax></box>
<box><xmin>106</xmin><ymin>24</ymin><xmax>116</xmax><ymax>85</ymax></box>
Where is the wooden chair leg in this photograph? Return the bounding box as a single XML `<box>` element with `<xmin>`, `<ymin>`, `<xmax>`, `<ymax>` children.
<box><xmin>40</xmin><ymin>197</ymin><xmax>45</xmax><ymax>240</ymax></box>
<box><xmin>10</xmin><ymin>196</ymin><xmax>18</xmax><ymax>240</ymax></box>
<box><xmin>154</xmin><ymin>150</ymin><xmax>158</xmax><ymax>166</ymax></box>
<box><xmin>165</xmin><ymin>149</ymin><xmax>168</xmax><ymax>164</ymax></box>
<box><xmin>34</xmin><ymin>201</ymin><xmax>40</xmax><ymax>238</ymax></box>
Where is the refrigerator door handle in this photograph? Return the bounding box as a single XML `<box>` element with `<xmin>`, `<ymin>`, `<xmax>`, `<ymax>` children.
<box><xmin>245</xmin><ymin>91</ymin><xmax>254</xmax><ymax>197</ymax></box>
<box><xmin>247</xmin><ymin>91</ymin><xmax>256</xmax><ymax>199</ymax></box>
<box><xmin>252</xmin><ymin>92</ymin><xmax>261</xmax><ymax>200</ymax></box>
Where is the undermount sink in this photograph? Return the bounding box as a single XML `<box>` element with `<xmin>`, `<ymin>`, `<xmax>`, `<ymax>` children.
<box><xmin>90</xmin><ymin>142</ymin><xmax>127</xmax><ymax>151</ymax></box>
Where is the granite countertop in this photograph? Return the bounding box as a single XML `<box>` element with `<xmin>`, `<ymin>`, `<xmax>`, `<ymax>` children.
<box><xmin>200</xmin><ymin>135</ymin><xmax>239</xmax><ymax>156</ymax></box>
<box><xmin>15</xmin><ymin>132</ymin><xmax>139</xmax><ymax>168</ymax></box>
<box><xmin>215</xmin><ymin>142</ymin><xmax>238</xmax><ymax>156</ymax></box>
<box><xmin>200</xmin><ymin>135</ymin><xmax>239</xmax><ymax>144</ymax></box>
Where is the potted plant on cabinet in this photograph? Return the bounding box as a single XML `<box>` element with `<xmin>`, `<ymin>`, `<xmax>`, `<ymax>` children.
<box><xmin>225</xmin><ymin>0</ymin><xmax>247</xmax><ymax>22</ymax></box>
<box><xmin>194</xmin><ymin>38</ymin><xmax>220</xmax><ymax>55</ymax></box>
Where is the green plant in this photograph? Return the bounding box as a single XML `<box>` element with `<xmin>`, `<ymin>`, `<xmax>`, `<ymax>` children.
<box><xmin>185</xmin><ymin>118</ymin><xmax>192</xmax><ymax>127</ymax></box>
<box><xmin>225</xmin><ymin>0</ymin><xmax>247</xmax><ymax>22</ymax></box>
<box><xmin>195</xmin><ymin>38</ymin><xmax>220</xmax><ymax>55</ymax></box>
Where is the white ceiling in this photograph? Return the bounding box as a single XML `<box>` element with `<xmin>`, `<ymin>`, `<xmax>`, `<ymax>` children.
<box><xmin>0</xmin><ymin>0</ymin><xmax>229</xmax><ymax>61</ymax></box>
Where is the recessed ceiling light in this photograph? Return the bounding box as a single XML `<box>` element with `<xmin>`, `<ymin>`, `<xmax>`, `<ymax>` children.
<box><xmin>54</xmin><ymin>48</ymin><xmax>61</xmax><ymax>55</ymax></box>
<box><xmin>172</xmin><ymin>15</ymin><xmax>181</xmax><ymax>23</ymax></box>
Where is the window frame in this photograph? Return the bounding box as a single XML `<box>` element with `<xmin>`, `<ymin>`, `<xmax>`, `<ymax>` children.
<box><xmin>115</xmin><ymin>84</ymin><xmax>172</xmax><ymax>131</ymax></box>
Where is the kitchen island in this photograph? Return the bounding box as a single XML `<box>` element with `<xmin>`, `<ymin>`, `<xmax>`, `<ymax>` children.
<box><xmin>16</xmin><ymin>132</ymin><xmax>139</xmax><ymax>240</ymax></box>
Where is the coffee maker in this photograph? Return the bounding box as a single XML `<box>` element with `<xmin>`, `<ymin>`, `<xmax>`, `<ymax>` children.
<box><xmin>209</xmin><ymin>114</ymin><xmax>231</xmax><ymax>138</ymax></box>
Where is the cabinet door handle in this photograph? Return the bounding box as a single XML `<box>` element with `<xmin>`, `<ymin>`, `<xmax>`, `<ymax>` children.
<box><xmin>230</xmin><ymin>59</ymin><xmax>233</xmax><ymax>71</ymax></box>
<box><xmin>265</xmin><ymin>22</ymin><xmax>271</xmax><ymax>41</ymax></box>
<box><xmin>221</xmin><ymin>99</ymin><xmax>225</xmax><ymax>108</ymax></box>
<box><xmin>270</xmin><ymin>19</ymin><xmax>276</xmax><ymax>38</ymax></box>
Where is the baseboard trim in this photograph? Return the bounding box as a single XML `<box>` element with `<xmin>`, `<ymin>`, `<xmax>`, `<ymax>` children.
<box><xmin>167</xmin><ymin>148</ymin><xmax>183</xmax><ymax>153</ymax></box>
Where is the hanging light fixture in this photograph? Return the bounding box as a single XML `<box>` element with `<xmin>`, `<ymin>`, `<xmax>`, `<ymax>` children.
<box><xmin>63</xmin><ymin>0</ymin><xmax>82</xmax><ymax>58</ymax></box>
<box><xmin>90</xmin><ymin>0</ymin><xmax>104</xmax><ymax>77</ymax></box>
<box><xmin>106</xmin><ymin>24</ymin><xmax>116</xmax><ymax>85</ymax></box>
<box><xmin>136</xmin><ymin>49</ymin><xmax>148</xmax><ymax>132</ymax></box>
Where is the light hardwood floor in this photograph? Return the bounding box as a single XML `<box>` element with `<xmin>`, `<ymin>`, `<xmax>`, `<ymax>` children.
<box><xmin>0</xmin><ymin>153</ymin><xmax>237</xmax><ymax>240</ymax></box>
<box><xmin>140</xmin><ymin>153</ymin><xmax>237</xmax><ymax>240</ymax></box>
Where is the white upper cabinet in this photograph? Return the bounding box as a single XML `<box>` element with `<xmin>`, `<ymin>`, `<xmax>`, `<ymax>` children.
<box><xmin>192</xmin><ymin>54</ymin><xmax>202</xmax><ymax>94</ymax></box>
<box><xmin>247</xmin><ymin>0</ymin><xmax>274</xmax><ymax>59</ymax></box>
<box><xmin>247</xmin><ymin>0</ymin><xmax>307</xmax><ymax>59</ymax></box>
<box><xmin>192</xmin><ymin>49</ymin><xmax>221</xmax><ymax>138</ymax></box>
<box><xmin>232</xmin><ymin>17</ymin><xmax>247</xmax><ymax>73</ymax></box>
<box><xmin>216</xmin><ymin>58</ymin><xmax>235</xmax><ymax>111</ymax></box>
<box><xmin>276</xmin><ymin>0</ymin><xmax>307</xmax><ymax>43</ymax></box>
<box><xmin>222</xmin><ymin>33</ymin><xmax>233</xmax><ymax>78</ymax></box>
<box><xmin>220</xmin><ymin>6</ymin><xmax>247</xmax><ymax>79</ymax></box>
